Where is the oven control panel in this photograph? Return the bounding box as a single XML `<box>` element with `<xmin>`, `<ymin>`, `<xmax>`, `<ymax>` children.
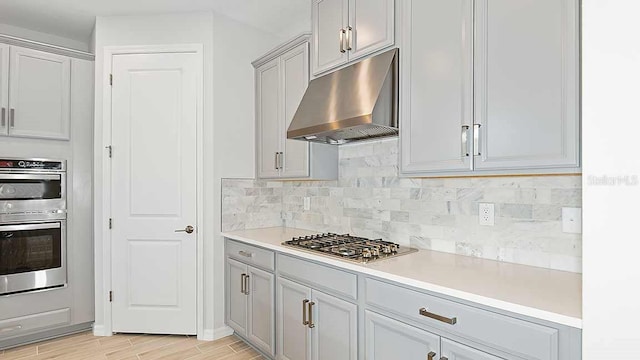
<box><xmin>0</xmin><ymin>159</ymin><xmax>64</xmax><ymax>170</ymax></box>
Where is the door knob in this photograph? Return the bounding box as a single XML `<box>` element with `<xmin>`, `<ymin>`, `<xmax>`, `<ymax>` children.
<box><xmin>175</xmin><ymin>225</ymin><xmax>195</xmax><ymax>234</ymax></box>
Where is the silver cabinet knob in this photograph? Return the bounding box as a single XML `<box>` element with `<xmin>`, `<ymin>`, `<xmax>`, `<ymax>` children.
<box><xmin>175</xmin><ymin>225</ymin><xmax>195</xmax><ymax>234</ymax></box>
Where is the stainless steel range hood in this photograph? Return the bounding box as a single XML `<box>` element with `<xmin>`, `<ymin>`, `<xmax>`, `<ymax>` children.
<box><xmin>287</xmin><ymin>48</ymin><xmax>398</xmax><ymax>145</ymax></box>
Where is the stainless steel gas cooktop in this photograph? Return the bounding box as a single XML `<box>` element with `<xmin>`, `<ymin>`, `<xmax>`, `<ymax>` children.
<box><xmin>282</xmin><ymin>233</ymin><xmax>418</xmax><ymax>264</ymax></box>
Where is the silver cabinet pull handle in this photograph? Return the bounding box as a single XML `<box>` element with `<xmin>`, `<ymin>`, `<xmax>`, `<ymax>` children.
<box><xmin>9</xmin><ymin>108</ymin><xmax>15</xmax><ymax>128</ymax></box>
<box><xmin>427</xmin><ymin>351</ymin><xmax>437</xmax><ymax>360</ymax></box>
<box><xmin>244</xmin><ymin>275</ymin><xmax>250</xmax><ymax>295</ymax></box>
<box><xmin>346</xmin><ymin>26</ymin><xmax>353</xmax><ymax>51</ymax></box>
<box><xmin>279</xmin><ymin>152</ymin><xmax>284</xmax><ymax>170</ymax></box>
<box><xmin>339</xmin><ymin>29</ymin><xmax>346</xmax><ymax>53</ymax></box>
<box><xmin>308</xmin><ymin>301</ymin><xmax>315</xmax><ymax>328</ymax></box>
<box><xmin>240</xmin><ymin>274</ymin><xmax>246</xmax><ymax>294</ymax></box>
<box><xmin>461</xmin><ymin>125</ymin><xmax>470</xmax><ymax>157</ymax></box>
<box><xmin>0</xmin><ymin>325</ymin><xmax>22</xmax><ymax>333</ymax></box>
<box><xmin>1</xmin><ymin>108</ymin><xmax>5</xmax><ymax>127</ymax></box>
<box><xmin>175</xmin><ymin>225</ymin><xmax>194</xmax><ymax>234</ymax></box>
<box><xmin>275</xmin><ymin>152</ymin><xmax>279</xmax><ymax>170</ymax></box>
<box><xmin>473</xmin><ymin>123</ymin><xmax>481</xmax><ymax>156</ymax></box>
<box><xmin>238</xmin><ymin>250</ymin><xmax>253</xmax><ymax>258</ymax></box>
<box><xmin>419</xmin><ymin>307</ymin><xmax>457</xmax><ymax>325</ymax></box>
<box><xmin>302</xmin><ymin>299</ymin><xmax>310</xmax><ymax>326</ymax></box>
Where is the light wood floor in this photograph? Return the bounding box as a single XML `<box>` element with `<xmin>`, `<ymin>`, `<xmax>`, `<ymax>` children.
<box><xmin>0</xmin><ymin>331</ymin><xmax>263</xmax><ymax>360</ymax></box>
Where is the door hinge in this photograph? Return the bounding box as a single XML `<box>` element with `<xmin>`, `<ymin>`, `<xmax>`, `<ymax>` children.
<box><xmin>108</xmin><ymin>218</ymin><xmax>112</xmax><ymax>229</ymax></box>
<box><xmin>109</xmin><ymin>74</ymin><xmax>113</xmax><ymax>86</ymax></box>
<box><xmin>106</xmin><ymin>145</ymin><xmax>112</xmax><ymax>158</ymax></box>
<box><xmin>109</xmin><ymin>291</ymin><xmax>113</xmax><ymax>302</ymax></box>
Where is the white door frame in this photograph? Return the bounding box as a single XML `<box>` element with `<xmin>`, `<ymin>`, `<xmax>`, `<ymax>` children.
<box><xmin>97</xmin><ymin>44</ymin><xmax>204</xmax><ymax>338</ymax></box>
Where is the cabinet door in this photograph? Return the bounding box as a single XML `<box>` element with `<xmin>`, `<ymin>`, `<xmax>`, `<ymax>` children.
<box><xmin>399</xmin><ymin>0</ymin><xmax>474</xmax><ymax>175</ymax></box>
<box><xmin>0</xmin><ymin>44</ymin><xmax>8</xmax><ymax>136</ymax></box>
<box><xmin>347</xmin><ymin>0</ymin><xmax>394</xmax><ymax>61</ymax></box>
<box><xmin>312</xmin><ymin>0</ymin><xmax>349</xmax><ymax>75</ymax></box>
<box><xmin>473</xmin><ymin>0</ymin><xmax>580</xmax><ymax>171</ymax></box>
<box><xmin>280</xmin><ymin>43</ymin><xmax>310</xmax><ymax>178</ymax></box>
<box><xmin>247</xmin><ymin>266</ymin><xmax>275</xmax><ymax>357</ymax></box>
<box><xmin>441</xmin><ymin>338</ymin><xmax>504</xmax><ymax>360</ymax></box>
<box><xmin>365</xmin><ymin>310</ymin><xmax>440</xmax><ymax>360</ymax></box>
<box><xmin>226</xmin><ymin>258</ymin><xmax>247</xmax><ymax>336</ymax></box>
<box><xmin>256</xmin><ymin>58</ymin><xmax>282</xmax><ymax>178</ymax></box>
<box><xmin>277</xmin><ymin>277</ymin><xmax>312</xmax><ymax>360</ymax></box>
<box><xmin>311</xmin><ymin>290</ymin><xmax>357</xmax><ymax>360</ymax></box>
<box><xmin>8</xmin><ymin>46</ymin><xmax>70</xmax><ymax>140</ymax></box>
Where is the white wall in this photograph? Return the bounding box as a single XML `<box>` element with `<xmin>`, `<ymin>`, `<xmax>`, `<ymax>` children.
<box><xmin>0</xmin><ymin>22</ymin><xmax>90</xmax><ymax>52</ymax></box>
<box><xmin>92</xmin><ymin>10</ymin><xmax>280</xmax><ymax>339</ymax></box>
<box><xmin>211</xmin><ymin>10</ymin><xmax>282</xmax><ymax>334</ymax></box>
<box><xmin>582</xmin><ymin>0</ymin><xmax>640</xmax><ymax>357</ymax></box>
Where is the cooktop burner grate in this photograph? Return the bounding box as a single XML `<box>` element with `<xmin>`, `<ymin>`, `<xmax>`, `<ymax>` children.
<box><xmin>282</xmin><ymin>233</ymin><xmax>417</xmax><ymax>264</ymax></box>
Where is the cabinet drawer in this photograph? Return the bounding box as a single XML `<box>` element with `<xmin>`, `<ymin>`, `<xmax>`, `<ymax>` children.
<box><xmin>277</xmin><ymin>254</ymin><xmax>357</xmax><ymax>300</ymax></box>
<box><xmin>365</xmin><ymin>278</ymin><xmax>559</xmax><ymax>360</ymax></box>
<box><xmin>226</xmin><ymin>239</ymin><xmax>275</xmax><ymax>271</ymax></box>
<box><xmin>0</xmin><ymin>309</ymin><xmax>70</xmax><ymax>339</ymax></box>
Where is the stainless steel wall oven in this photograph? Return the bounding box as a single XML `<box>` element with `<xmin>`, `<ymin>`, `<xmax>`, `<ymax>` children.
<box><xmin>0</xmin><ymin>158</ymin><xmax>67</xmax><ymax>295</ymax></box>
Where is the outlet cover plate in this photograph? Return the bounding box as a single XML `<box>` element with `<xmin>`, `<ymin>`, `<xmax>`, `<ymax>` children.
<box><xmin>303</xmin><ymin>197</ymin><xmax>311</xmax><ymax>211</ymax></box>
<box><xmin>479</xmin><ymin>203</ymin><xmax>495</xmax><ymax>226</ymax></box>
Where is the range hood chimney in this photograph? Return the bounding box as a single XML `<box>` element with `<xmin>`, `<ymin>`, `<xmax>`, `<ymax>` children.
<box><xmin>287</xmin><ymin>48</ymin><xmax>398</xmax><ymax>145</ymax></box>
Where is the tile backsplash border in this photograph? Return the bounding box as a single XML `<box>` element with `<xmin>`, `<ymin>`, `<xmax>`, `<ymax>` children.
<box><xmin>222</xmin><ymin>138</ymin><xmax>582</xmax><ymax>273</ymax></box>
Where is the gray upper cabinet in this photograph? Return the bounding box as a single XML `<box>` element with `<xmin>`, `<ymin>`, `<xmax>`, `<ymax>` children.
<box><xmin>254</xmin><ymin>34</ymin><xmax>338</xmax><ymax>180</ymax></box>
<box><xmin>312</xmin><ymin>0</ymin><xmax>394</xmax><ymax>76</ymax></box>
<box><xmin>441</xmin><ymin>338</ymin><xmax>503</xmax><ymax>360</ymax></box>
<box><xmin>399</xmin><ymin>0</ymin><xmax>474</xmax><ymax>174</ymax></box>
<box><xmin>0</xmin><ymin>45</ymin><xmax>71</xmax><ymax>140</ymax></box>
<box><xmin>399</xmin><ymin>0</ymin><xmax>580</xmax><ymax>177</ymax></box>
<box><xmin>473</xmin><ymin>0</ymin><xmax>580</xmax><ymax>172</ymax></box>
<box><xmin>0</xmin><ymin>44</ymin><xmax>7</xmax><ymax>136</ymax></box>
<box><xmin>365</xmin><ymin>310</ymin><xmax>440</xmax><ymax>360</ymax></box>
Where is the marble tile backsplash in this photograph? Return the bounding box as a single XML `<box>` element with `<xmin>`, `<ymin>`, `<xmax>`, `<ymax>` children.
<box><xmin>222</xmin><ymin>138</ymin><xmax>582</xmax><ymax>273</ymax></box>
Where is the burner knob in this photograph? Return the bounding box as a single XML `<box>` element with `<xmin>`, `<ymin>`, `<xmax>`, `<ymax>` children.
<box><xmin>362</xmin><ymin>249</ymin><xmax>372</xmax><ymax>258</ymax></box>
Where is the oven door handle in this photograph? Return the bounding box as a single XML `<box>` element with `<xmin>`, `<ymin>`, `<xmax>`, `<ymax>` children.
<box><xmin>0</xmin><ymin>174</ymin><xmax>61</xmax><ymax>181</ymax></box>
<box><xmin>0</xmin><ymin>222</ymin><xmax>61</xmax><ymax>232</ymax></box>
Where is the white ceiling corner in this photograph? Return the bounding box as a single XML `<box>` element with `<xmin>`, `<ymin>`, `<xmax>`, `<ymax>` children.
<box><xmin>0</xmin><ymin>0</ymin><xmax>311</xmax><ymax>45</ymax></box>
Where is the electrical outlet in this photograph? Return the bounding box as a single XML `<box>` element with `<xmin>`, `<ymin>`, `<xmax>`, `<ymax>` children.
<box><xmin>303</xmin><ymin>197</ymin><xmax>311</xmax><ymax>211</ymax></box>
<box><xmin>562</xmin><ymin>207</ymin><xmax>582</xmax><ymax>233</ymax></box>
<box><xmin>478</xmin><ymin>203</ymin><xmax>495</xmax><ymax>226</ymax></box>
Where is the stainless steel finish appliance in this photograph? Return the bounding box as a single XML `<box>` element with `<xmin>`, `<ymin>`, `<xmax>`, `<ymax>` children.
<box><xmin>0</xmin><ymin>158</ymin><xmax>67</xmax><ymax>295</ymax></box>
<box><xmin>282</xmin><ymin>233</ymin><xmax>417</xmax><ymax>264</ymax></box>
<box><xmin>287</xmin><ymin>48</ymin><xmax>399</xmax><ymax>144</ymax></box>
<box><xmin>0</xmin><ymin>220</ymin><xmax>66</xmax><ymax>295</ymax></box>
<box><xmin>0</xmin><ymin>158</ymin><xmax>66</xmax><ymax>222</ymax></box>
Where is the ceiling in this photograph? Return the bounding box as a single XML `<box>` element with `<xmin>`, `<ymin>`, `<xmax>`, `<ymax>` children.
<box><xmin>0</xmin><ymin>0</ymin><xmax>311</xmax><ymax>44</ymax></box>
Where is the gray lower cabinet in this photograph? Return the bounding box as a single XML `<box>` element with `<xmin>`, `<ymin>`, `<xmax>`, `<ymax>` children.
<box><xmin>277</xmin><ymin>276</ymin><xmax>358</xmax><ymax>360</ymax></box>
<box><xmin>365</xmin><ymin>310</ymin><xmax>439</xmax><ymax>360</ymax></box>
<box><xmin>441</xmin><ymin>338</ymin><xmax>503</xmax><ymax>360</ymax></box>
<box><xmin>225</xmin><ymin>256</ymin><xmax>275</xmax><ymax>357</ymax></box>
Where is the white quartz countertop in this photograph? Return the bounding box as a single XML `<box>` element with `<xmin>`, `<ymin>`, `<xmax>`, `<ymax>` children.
<box><xmin>221</xmin><ymin>227</ymin><xmax>582</xmax><ymax>329</ymax></box>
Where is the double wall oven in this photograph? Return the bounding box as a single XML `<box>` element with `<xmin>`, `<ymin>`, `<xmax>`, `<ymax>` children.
<box><xmin>0</xmin><ymin>158</ymin><xmax>67</xmax><ymax>295</ymax></box>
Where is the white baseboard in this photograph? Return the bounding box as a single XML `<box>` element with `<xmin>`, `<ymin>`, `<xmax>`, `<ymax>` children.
<box><xmin>92</xmin><ymin>324</ymin><xmax>112</xmax><ymax>337</ymax></box>
<box><xmin>198</xmin><ymin>326</ymin><xmax>233</xmax><ymax>341</ymax></box>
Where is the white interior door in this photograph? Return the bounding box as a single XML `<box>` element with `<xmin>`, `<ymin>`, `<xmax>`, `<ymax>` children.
<box><xmin>111</xmin><ymin>52</ymin><xmax>198</xmax><ymax>335</ymax></box>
